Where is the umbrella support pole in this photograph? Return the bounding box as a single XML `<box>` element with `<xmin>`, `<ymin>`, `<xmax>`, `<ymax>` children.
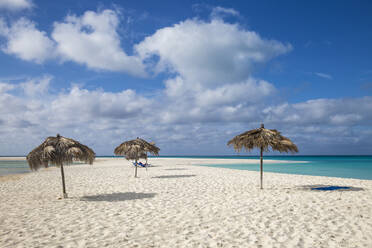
<box><xmin>260</xmin><ymin>147</ymin><xmax>263</xmax><ymax>189</ymax></box>
<box><xmin>135</xmin><ymin>160</ymin><xmax>138</xmax><ymax>178</ymax></box>
<box><xmin>60</xmin><ymin>163</ymin><xmax>68</xmax><ymax>198</ymax></box>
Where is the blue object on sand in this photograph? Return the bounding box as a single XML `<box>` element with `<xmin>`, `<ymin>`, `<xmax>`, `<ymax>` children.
<box><xmin>138</xmin><ymin>162</ymin><xmax>146</xmax><ymax>167</ymax></box>
<box><xmin>311</xmin><ymin>186</ymin><xmax>351</xmax><ymax>191</ymax></box>
<box><xmin>132</xmin><ymin>162</ymin><xmax>147</xmax><ymax>167</ymax></box>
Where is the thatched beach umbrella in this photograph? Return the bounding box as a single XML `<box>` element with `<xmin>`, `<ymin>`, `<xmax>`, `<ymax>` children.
<box><xmin>26</xmin><ymin>134</ymin><xmax>95</xmax><ymax>198</ymax></box>
<box><xmin>227</xmin><ymin>124</ymin><xmax>298</xmax><ymax>189</ymax></box>
<box><xmin>114</xmin><ymin>137</ymin><xmax>160</xmax><ymax>177</ymax></box>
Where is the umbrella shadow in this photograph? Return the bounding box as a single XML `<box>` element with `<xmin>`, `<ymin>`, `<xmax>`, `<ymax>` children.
<box><xmin>80</xmin><ymin>192</ymin><xmax>156</xmax><ymax>202</ymax></box>
<box><xmin>298</xmin><ymin>184</ymin><xmax>364</xmax><ymax>192</ymax></box>
<box><xmin>152</xmin><ymin>174</ymin><xmax>196</xmax><ymax>179</ymax></box>
<box><xmin>143</xmin><ymin>164</ymin><xmax>160</xmax><ymax>167</ymax></box>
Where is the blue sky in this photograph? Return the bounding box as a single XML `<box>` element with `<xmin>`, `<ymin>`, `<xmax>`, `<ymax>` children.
<box><xmin>0</xmin><ymin>0</ymin><xmax>371</xmax><ymax>155</ymax></box>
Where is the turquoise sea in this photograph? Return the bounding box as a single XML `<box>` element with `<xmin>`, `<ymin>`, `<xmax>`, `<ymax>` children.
<box><xmin>159</xmin><ymin>155</ymin><xmax>372</xmax><ymax>180</ymax></box>
<box><xmin>0</xmin><ymin>160</ymin><xmax>30</xmax><ymax>176</ymax></box>
<box><xmin>1</xmin><ymin>156</ymin><xmax>372</xmax><ymax>180</ymax></box>
<box><xmin>190</xmin><ymin>156</ymin><xmax>372</xmax><ymax>180</ymax></box>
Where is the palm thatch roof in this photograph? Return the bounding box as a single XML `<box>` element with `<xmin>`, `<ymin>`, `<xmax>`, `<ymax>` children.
<box><xmin>27</xmin><ymin>134</ymin><xmax>96</xmax><ymax>170</ymax></box>
<box><xmin>114</xmin><ymin>138</ymin><xmax>160</xmax><ymax>160</ymax></box>
<box><xmin>227</xmin><ymin>125</ymin><xmax>298</xmax><ymax>153</ymax></box>
<box><xmin>125</xmin><ymin>151</ymin><xmax>148</xmax><ymax>161</ymax></box>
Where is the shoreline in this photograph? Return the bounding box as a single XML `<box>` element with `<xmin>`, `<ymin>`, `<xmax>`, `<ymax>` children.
<box><xmin>2</xmin><ymin>157</ymin><xmax>372</xmax><ymax>182</ymax></box>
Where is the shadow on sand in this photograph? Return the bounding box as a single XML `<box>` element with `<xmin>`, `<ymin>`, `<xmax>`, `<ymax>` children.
<box><xmin>80</xmin><ymin>192</ymin><xmax>156</xmax><ymax>202</ymax></box>
<box><xmin>152</xmin><ymin>175</ymin><xmax>196</xmax><ymax>179</ymax></box>
<box><xmin>299</xmin><ymin>184</ymin><xmax>364</xmax><ymax>192</ymax></box>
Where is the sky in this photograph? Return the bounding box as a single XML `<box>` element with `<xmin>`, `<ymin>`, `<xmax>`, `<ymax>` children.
<box><xmin>0</xmin><ymin>0</ymin><xmax>371</xmax><ymax>156</ymax></box>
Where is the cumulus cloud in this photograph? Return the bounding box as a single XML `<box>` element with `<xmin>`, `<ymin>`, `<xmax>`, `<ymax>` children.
<box><xmin>50</xmin><ymin>86</ymin><xmax>151</xmax><ymax>122</ymax></box>
<box><xmin>210</xmin><ymin>6</ymin><xmax>240</xmax><ymax>19</ymax></box>
<box><xmin>1</xmin><ymin>76</ymin><xmax>372</xmax><ymax>155</ymax></box>
<box><xmin>20</xmin><ymin>76</ymin><xmax>51</xmax><ymax>96</ymax></box>
<box><xmin>134</xmin><ymin>16</ymin><xmax>292</xmax><ymax>125</ymax></box>
<box><xmin>161</xmin><ymin>76</ymin><xmax>276</xmax><ymax>124</ymax></box>
<box><xmin>136</xmin><ymin>18</ymin><xmax>292</xmax><ymax>86</ymax></box>
<box><xmin>0</xmin><ymin>77</ymin><xmax>154</xmax><ymax>154</ymax></box>
<box><xmin>0</xmin><ymin>9</ymin><xmax>146</xmax><ymax>75</ymax></box>
<box><xmin>263</xmin><ymin>97</ymin><xmax>372</xmax><ymax>125</ymax></box>
<box><xmin>0</xmin><ymin>0</ymin><xmax>33</xmax><ymax>11</ymax></box>
<box><xmin>0</xmin><ymin>82</ymin><xmax>15</xmax><ymax>93</ymax></box>
<box><xmin>0</xmin><ymin>18</ymin><xmax>56</xmax><ymax>63</ymax></box>
<box><xmin>0</xmin><ymin>8</ymin><xmax>290</xmax><ymax>80</ymax></box>
<box><xmin>52</xmin><ymin>9</ymin><xmax>146</xmax><ymax>76</ymax></box>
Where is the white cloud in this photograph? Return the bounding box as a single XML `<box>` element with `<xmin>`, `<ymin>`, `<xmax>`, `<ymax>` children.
<box><xmin>0</xmin><ymin>8</ymin><xmax>290</xmax><ymax>80</ymax></box>
<box><xmin>50</xmin><ymin>86</ymin><xmax>151</xmax><ymax>122</ymax></box>
<box><xmin>195</xmin><ymin>78</ymin><xmax>275</xmax><ymax>107</ymax></box>
<box><xmin>0</xmin><ymin>18</ymin><xmax>55</xmax><ymax>63</ymax></box>
<box><xmin>0</xmin><ymin>9</ymin><xmax>147</xmax><ymax>75</ymax></box>
<box><xmin>0</xmin><ymin>77</ymin><xmax>154</xmax><ymax>154</ymax></box>
<box><xmin>263</xmin><ymin>97</ymin><xmax>372</xmax><ymax>125</ymax></box>
<box><xmin>315</xmin><ymin>72</ymin><xmax>333</xmax><ymax>80</ymax></box>
<box><xmin>1</xmin><ymin>76</ymin><xmax>372</xmax><ymax>155</ymax></box>
<box><xmin>135</xmin><ymin>16</ymin><xmax>290</xmax><ymax>125</ymax></box>
<box><xmin>330</xmin><ymin>114</ymin><xmax>362</xmax><ymax>125</ymax></box>
<box><xmin>0</xmin><ymin>0</ymin><xmax>32</xmax><ymax>11</ymax></box>
<box><xmin>0</xmin><ymin>82</ymin><xmax>15</xmax><ymax>93</ymax></box>
<box><xmin>160</xmin><ymin>76</ymin><xmax>275</xmax><ymax>124</ymax></box>
<box><xmin>20</xmin><ymin>76</ymin><xmax>51</xmax><ymax>96</ymax></box>
<box><xmin>136</xmin><ymin>18</ymin><xmax>292</xmax><ymax>86</ymax></box>
<box><xmin>52</xmin><ymin>9</ymin><xmax>146</xmax><ymax>76</ymax></box>
<box><xmin>165</xmin><ymin>77</ymin><xmax>274</xmax><ymax>116</ymax></box>
<box><xmin>210</xmin><ymin>6</ymin><xmax>239</xmax><ymax>19</ymax></box>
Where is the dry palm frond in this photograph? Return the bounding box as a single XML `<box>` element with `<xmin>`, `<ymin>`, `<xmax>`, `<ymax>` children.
<box><xmin>27</xmin><ymin>134</ymin><xmax>95</xmax><ymax>170</ymax></box>
<box><xmin>227</xmin><ymin>125</ymin><xmax>298</xmax><ymax>153</ymax></box>
<box><xmin>114</xmin><ymin>137</ymin><xmax>160</xmax><ymax>160</ymax></box>
<box><xmin>125</xmin><ymin>152</ymin><xmax>148</xmax><ymax>161</ymax></box>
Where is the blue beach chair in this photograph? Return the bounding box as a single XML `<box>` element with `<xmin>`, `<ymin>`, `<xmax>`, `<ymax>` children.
<box><xmin>133</xmin><ymin>161</ymin><xmax>148</xmax><ymax>170</ymax></box>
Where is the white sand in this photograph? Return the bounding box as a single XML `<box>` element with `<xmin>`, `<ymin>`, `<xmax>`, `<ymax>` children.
<box><xmin>0</xmin><ymin>157</ymin><xmax>371</xmax><ymax>248</ymax></box>
<box><xmin>0</xmin><ymin>157</ymin><xmax>26</xmax><ymax>161</ymax></box>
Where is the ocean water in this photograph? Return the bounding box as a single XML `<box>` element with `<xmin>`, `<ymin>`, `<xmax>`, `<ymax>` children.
<box><xmin>0</xmin><ymin>160</ymin><xmax>30</xmax><ymax>176</ymax></box>
<box><xmin>1</xmin><ymin>156</ymin><xmax>372</xmax><ymax>180</ymax></box>
<box><xmin>0</xmin><ymin>160</ymin><xmax>85</xmax><ymax>176</ymax></box>
<box><xmin>193</xmin><ymin>156</ymin><xmax>372</xmax><ymax>180</ymax></box>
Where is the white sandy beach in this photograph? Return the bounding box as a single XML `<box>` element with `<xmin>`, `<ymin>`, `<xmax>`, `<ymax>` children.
<box><xmin>0</xmin><ymin>157</ymin><xmax>371</xmax><ymax>248</ymax></box>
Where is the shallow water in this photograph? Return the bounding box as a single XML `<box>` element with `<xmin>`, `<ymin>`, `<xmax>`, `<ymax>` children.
<box><xmin>0</xmin><ymin>160</ymin><xmax>85</xmax><ymax>176</ymax></box>
<box><xmin>0</xmin><ymin>160</ymin><xmax>30</xmax><ymax>176</ymax></box>
<box><xmin>1</xmin><ymin>156</ymin><xmax>372</xmax><ymax>180</ymax></box>
<box><xmin>195</xmin><ymin>156</ymin><xmax>372</xmax><ymax>180</ymax></box>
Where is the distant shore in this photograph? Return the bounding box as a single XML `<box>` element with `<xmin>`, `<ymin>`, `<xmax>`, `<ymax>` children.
<box><xmin>1</xmin><ymin>157</ymin><xmax>371</xmax><ymax>247</ymax></box>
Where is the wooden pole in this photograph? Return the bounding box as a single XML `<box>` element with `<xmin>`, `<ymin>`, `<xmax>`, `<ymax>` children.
<box><xmin>260</xmin><ymin>147</ymin><xmax>263</xmax><ymax>189</ymax></box>
<box><xmin>60</xmin><ymin>163</ymin><xmax>68</xmax><ymax>198</ymax></box>
<box><xmin>260</xmin><ymin>123</ymin><xmax>264</xmax><ymax>189</ymax></box>
<box><xmin>134</xmin><ymin>159</ymin><xmax>138</xmax><ymax>178</ymax></box>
